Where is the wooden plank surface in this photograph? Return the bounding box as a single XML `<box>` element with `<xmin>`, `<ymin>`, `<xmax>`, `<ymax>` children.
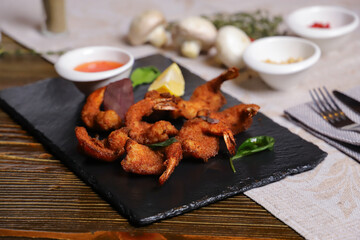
<box><xmin>0</xmin><ymin>34</ymin><xmax>303</xmax><ymax>239</ymax></box>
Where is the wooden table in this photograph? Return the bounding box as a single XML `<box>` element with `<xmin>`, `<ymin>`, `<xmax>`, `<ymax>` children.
<box><xmin>0</xmin><ymin>34</ymin><xmax>303</xmax><ymax>240</ymax></box>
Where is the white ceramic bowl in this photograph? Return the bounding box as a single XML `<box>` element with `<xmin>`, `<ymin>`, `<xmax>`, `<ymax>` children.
<box><xmin>55</xmin><ymin>46</ymin><xmax>134</xmax><ymax>95</ymax></box>
<box><xmin>243</xmin><ymin>36</ymin><xmax>321</xmax><ymax>90</ymax></box>
<box><xmin>286</xmin><ymin>6</ymin><xmax>359</xmax><ymax>52</ymax></box>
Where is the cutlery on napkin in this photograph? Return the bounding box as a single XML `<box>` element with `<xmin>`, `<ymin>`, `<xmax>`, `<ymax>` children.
<box><xmin>333</xmin><ymin>90</ymin><xmax>360</xmax><ymax>115</ymax></box>
<box><xmin>284</xmin><ymin>86</ymin><xmax>360</xmax><ymax>162</ymax></box>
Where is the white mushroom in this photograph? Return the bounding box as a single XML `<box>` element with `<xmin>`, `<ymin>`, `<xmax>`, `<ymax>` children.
<box><xmin>128</xmin><ymin>10</ymin><xmax>167</xmax><ymax>48</ymax></box>
<box><xmin>215</xmin><ymin>25</ymin><xmax>251</xmax><ymax>69</ymax></box>
<box><xmin>172</xmin><ymin>16</ymin><xmax>217</xmax><ymax>58</ymax></box>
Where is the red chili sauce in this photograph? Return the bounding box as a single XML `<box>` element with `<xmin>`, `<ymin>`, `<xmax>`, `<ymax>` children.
<box><xmin>310</xmin><ymin>22</ymin><xmax>331</xmax><ymax>28</ymax></box>
<box><xmin>74</xmin><ymin>61</ymin><xmax>124</xmax><ymax>73</ymax></box>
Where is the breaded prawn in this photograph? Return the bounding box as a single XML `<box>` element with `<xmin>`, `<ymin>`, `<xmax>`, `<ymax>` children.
<box><xmin>197</xmin><ymin>103</ymin><xmax>260</xmax><ymax>135</ymax></box>
<box><xmin>125</xmin><ymin>96</ymin><xmax>178</xmax><ymax>144</ymax></box>
<box><xmin>81</xmin><ymin>87</ymin><xmax>122</xmax><ymax>131</ymax></box>
<box><xmin>75</xmin><ymin>126</ymin><xmax>129</xmax><ymax>162</ymax></box>
<box><xmin>121</xmin><ymin>139</ymin><xmax>183</xmax><ymax>185</ymax></box>
<box><xmin>176</xmin><ymin>117</ymin><xmax>235</xmax><ymax>162</ymax></box>
<box><xmin>170</xmin><ymin>67</ymin><xmax>239</xmax><ymax>119</ymax></box>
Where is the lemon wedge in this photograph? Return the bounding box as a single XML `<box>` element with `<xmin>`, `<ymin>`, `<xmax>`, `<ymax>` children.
<box><xmin>148</xmin><ymin>63</ymin><xmax>185</xmax><ymax>96</ymax></box>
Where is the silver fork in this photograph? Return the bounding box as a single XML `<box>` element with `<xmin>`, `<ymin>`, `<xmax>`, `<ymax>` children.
<box><xmin>309</xmin><ymin>87</ymin><xmax>360</xmax><ymax>133</ymax></box>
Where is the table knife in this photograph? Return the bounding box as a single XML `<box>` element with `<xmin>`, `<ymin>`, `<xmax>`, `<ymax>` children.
<box><xmin>333</xmin><ymin>90</ymin><xmax>360</xmax><ymax>114</ymax></box>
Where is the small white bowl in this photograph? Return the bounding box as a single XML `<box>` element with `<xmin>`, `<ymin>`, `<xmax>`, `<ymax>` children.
<box><xmin>243</xmin><ymin>36</ymin><xmax>321</xmax><ymax>90</ymax></box>
<box><xmin>286</xmin><ymin>6</ymin><xmax>359</xmax><ymax>52</ymax></box>
<box><xmin>55</xmin><ymin>46</ymin><xmax>134</xmax><ymax>95</ymax></box>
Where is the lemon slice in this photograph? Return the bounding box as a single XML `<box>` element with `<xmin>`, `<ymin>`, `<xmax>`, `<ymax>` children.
<box><xmin>148</xmin><ymin>63</ymin><xmax>185</xmax><ymax>96</ymax></box>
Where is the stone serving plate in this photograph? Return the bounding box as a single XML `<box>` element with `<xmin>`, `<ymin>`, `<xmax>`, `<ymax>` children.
<box><xmin>0</xmin><ymin>54</ymin><xmax>327</xmax><ymax>226</ymax></box>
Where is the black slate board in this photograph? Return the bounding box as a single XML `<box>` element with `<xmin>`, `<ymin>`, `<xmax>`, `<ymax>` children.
<box><xmin>0</xmin><ymin>54</ymin><xmax>327</xmax><ymax>226</ymax></box>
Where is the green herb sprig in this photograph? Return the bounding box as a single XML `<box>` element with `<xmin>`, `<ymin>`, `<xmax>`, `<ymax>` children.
<box><xmin>147</xmin><ymin>137</ymin><xmax>178</xmax><ymax>149</ymax></box>
<box><xmin>130</xmin><ymin>66</ymin><xmax>161</xmax><ymax>88</ymax></box>
<box><xmin>230</xmin><ymin>136</ymin><xmax>275</xmax><ymax>172</ymax></box>
<box><xmin>0</xmin><ymin>46</ymin><xmax>65</xmax><ymax>58</ymax></box>
<box><xmin>203</xmin><ymin>10</ymin><xmax>284</xmax><ymax>40</ymax></box>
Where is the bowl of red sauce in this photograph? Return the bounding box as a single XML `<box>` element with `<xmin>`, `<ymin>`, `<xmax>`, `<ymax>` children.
<box><xmin>286</xmin><ymin>6</ymin><xmax>359</xmax><ymax>52</ymax></box>
<box><xmin>55</xmin><ymin>46</ymin><xmax>134</xmax><ymax>95</ymax></box>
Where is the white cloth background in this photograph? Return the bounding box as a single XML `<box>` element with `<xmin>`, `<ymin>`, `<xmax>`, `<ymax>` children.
<box><xmin>1</xmin><ymin>0</ymin><xmax>360</xmax><ymax>239</ymax></box>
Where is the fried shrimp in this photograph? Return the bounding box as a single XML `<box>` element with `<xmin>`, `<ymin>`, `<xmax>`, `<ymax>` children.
<box><xmin>81</xmin><ymin>87</ymin><xmax>122</xmax><ymax>131</ymax></box>
<box><xmin>122</xmin><ymin>140</ymin><xmax>182</xmax><ymax>185</ymax></box>
<box><xmin>125</xmin><ymin>96</ymin><xmax>178</xmax><ymax>144</ymax></box>
<box><xmin>169</xmin><ymin>67</ymin><xmax>239</xmax><ymax>119</ymax></box>
<box><xmin>75</xmin><ymin>126</ymin><xmax>129</xmax><ymax>162</ymax></box>
<box><xmin>144</xmin><ymin>90</ymin><xmax>173</xmax><ymax>100</ymax></box>
<box><xmin>159</xmin><ymin>142</ymin><xmax>182</xmax><ymax>185</ymax></box>
<box><xmin>75</xmin><ymin>65</ymin><xmax>261</xmax><ymax>185</ymax></box>
<box><xmin>176</xmin><ymin>117</ymin><xmax>235</xmax><ymax>162</ymax></box>
<box><xmin>197</xmin><ymin>103</ymin><xmax>260</xmax><ymax>135</ymax></box>
<box><xmin>122</xmin><ymin>139</ymin><xmax>165</xmax><ymax>175</ymax></box>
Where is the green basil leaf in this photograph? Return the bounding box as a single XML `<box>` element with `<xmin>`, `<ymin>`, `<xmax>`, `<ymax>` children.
<box><xmin>147</xmin><ymin>137</ymin><xmax>178</xmax><ymax>148</ymax></box>
<box><xmin>230</xmin><ymin>136</ymin><xmax>275</xmax><ymax>172</ymax></box>
<box><xmin>130</xmin><ymin>66</ymin><xmax>161</xmax><ymax>87</ymax></box>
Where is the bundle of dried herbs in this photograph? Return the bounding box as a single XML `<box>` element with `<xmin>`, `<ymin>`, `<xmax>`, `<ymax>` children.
<box><xmin>0</xmin><ymin>45</ymin><xmax>65</xmax><ymax>58</ymax></box>
<box><xmin>203</xmin><ymin>10</ymin><xmax>284</xmax><ymax>40</ymax></box>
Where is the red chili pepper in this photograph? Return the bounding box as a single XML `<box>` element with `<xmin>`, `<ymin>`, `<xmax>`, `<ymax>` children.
<box><xmin>310</xmin><ymin>22</ymin><xmax>330</xmax><ymax>28</ymax></box>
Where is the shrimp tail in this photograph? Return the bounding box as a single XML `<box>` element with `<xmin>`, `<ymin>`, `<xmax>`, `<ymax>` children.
<box><xmin>208</xmin><ymin>67</ymin><xmax>239</xmax><ymax>91</ymax></box>
<box><xmin>75</xmin><ymin>126</ymin><xmax>119</xmax><ymax>162</ymax></box>
<box><xmin>223</xmin><ymin>130</ymin><xmax>236</xmax><ymax>156</ymax></box>
<box><xmin>159</xmin><ymin>142</ymin><xmax>183</xmax><ymax>185</ymax></box>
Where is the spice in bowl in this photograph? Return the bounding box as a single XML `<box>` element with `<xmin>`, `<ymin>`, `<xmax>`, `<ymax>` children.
<box><xmin>263</xmin><ymin>57</ymin><xmax>304</xmax><ymax>64</ymax></box>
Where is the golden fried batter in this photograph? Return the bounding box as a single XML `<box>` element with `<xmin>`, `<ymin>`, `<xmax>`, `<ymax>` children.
<box><xmin>81</xmin><ymin>87</ymin><xmax>122</xmax><ymax>131</ymax></box>
<box><xmin>159</xmin><ymin>142</ymin><xmax>182</xmax><ymax>185</ymax></box>
<box><xmin>170</xmin><ymin>67</ymin><xmax>239</xmax><ymax>119</ymax></box>
<box><xmin>75</xmin><ymin>126</ymin><xmax>129</xmax><ymax>162</ymax></box>
<box><xmin>177</xmin><ymin>118</ymin><xmax>235</xmax><ymax>162</ymax></box>
<box><xmin>197</xmin><ymin>104</ymin><xmax>260</xmax><ymax>135</ymax></box>
<box><xmin>125</xmin><ymin>97</ymin><xmax>178</xmax><ymax>144</ymax></box>
<box><xmin>121</xmin><ymin>139</ymin><xmax>183</xmax><ymax>185</ymax></box>
<box><xmin>122</xmin><ymin>139</ymin><xmax>165</xmax><ymax>175</ymax></box>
